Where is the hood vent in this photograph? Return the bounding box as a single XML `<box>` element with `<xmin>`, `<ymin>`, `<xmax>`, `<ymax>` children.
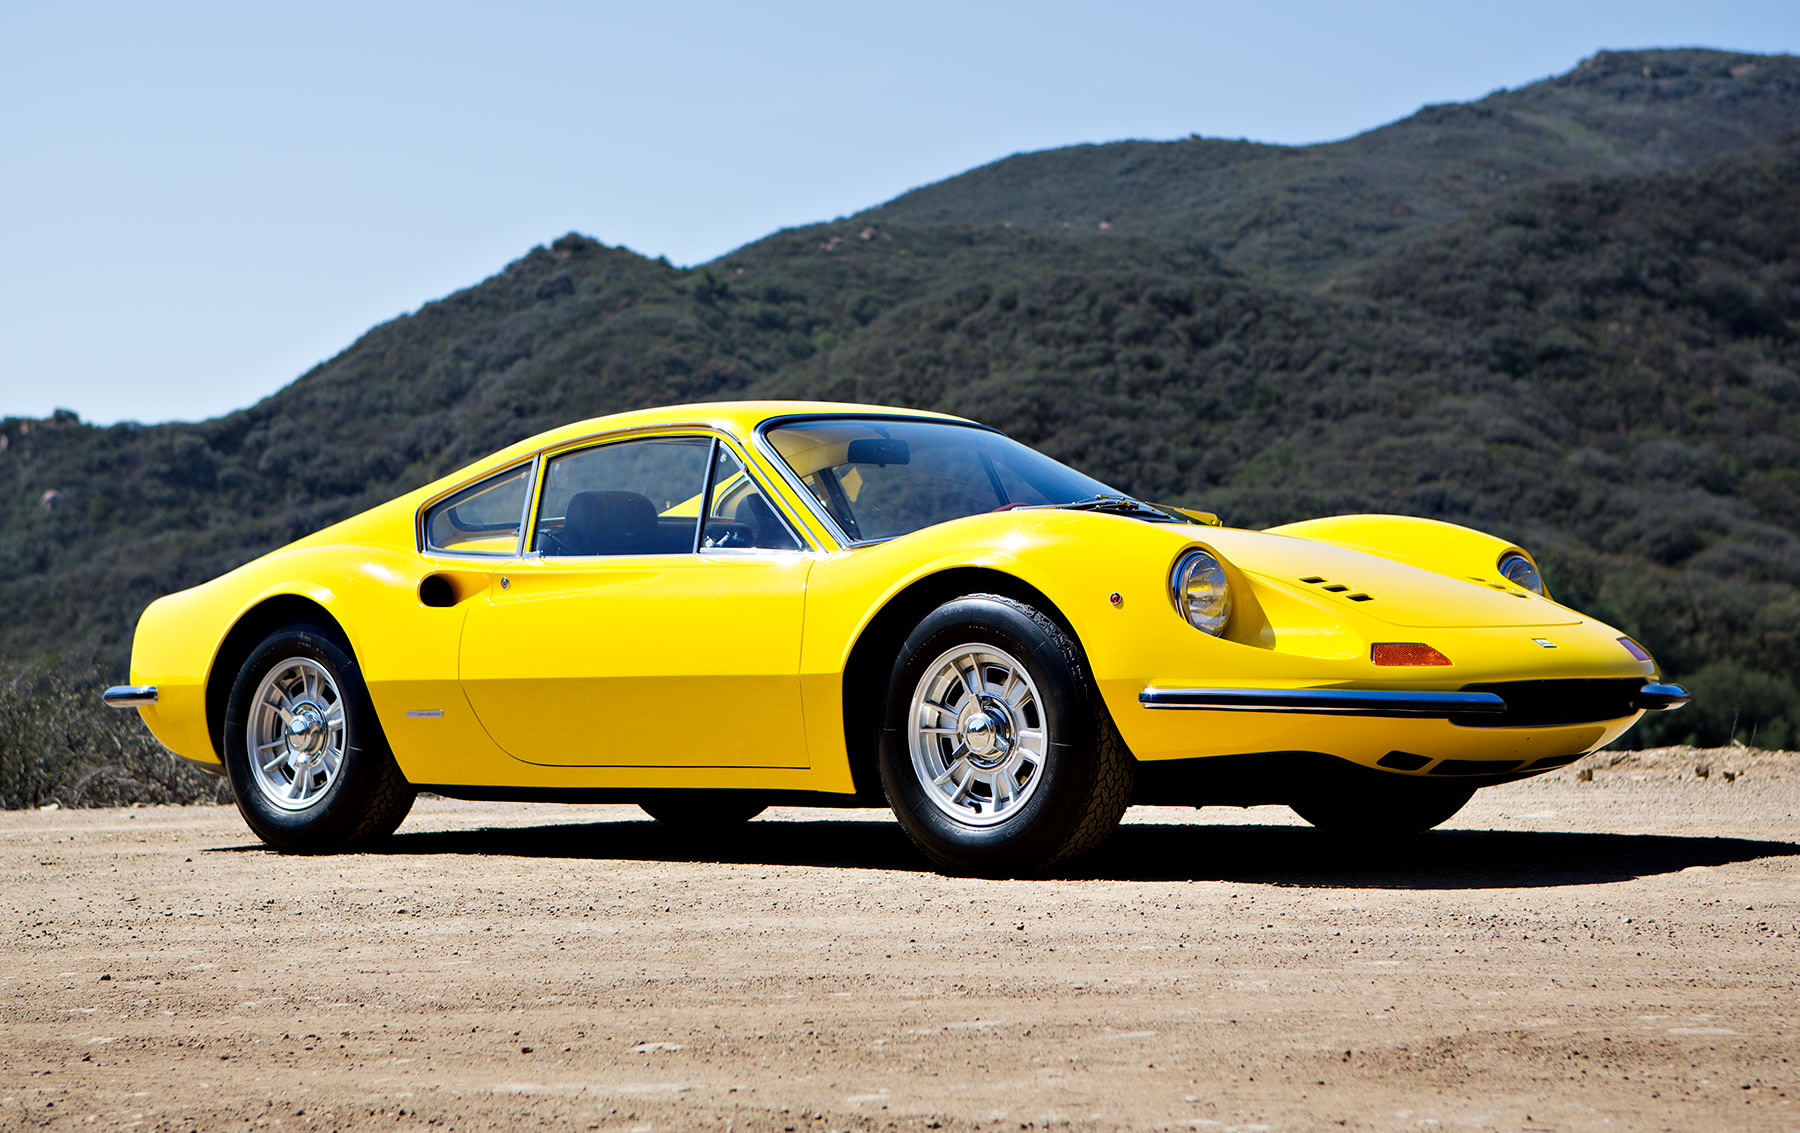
<box><xmin>1302</xmin><ymin>576</ymin><xmax>1375</xmax><ymax>602</ymax></box>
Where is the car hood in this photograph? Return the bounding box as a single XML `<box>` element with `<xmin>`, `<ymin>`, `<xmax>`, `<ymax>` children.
<box><xmin>1200</xmin><ymin>527</ymin><xmax>1583</xmax><ymax>630</ymax></box>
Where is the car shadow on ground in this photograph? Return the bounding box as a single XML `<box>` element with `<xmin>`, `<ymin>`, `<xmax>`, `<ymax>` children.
<box><xmin>216</xmin><ymin>817</ymin><xmax>1800</xmax><ymax>888</ymax></box>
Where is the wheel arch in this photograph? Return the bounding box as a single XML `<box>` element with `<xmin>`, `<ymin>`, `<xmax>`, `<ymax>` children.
<box><xmin>204</xmin><ymin>594</ymin><xmax>353</xmax><ymax>761</ymax></box>
<box><xmin>838</xmin><ymin>566</ymin><xmax>1082</xmax><ymax>801</ymax></box>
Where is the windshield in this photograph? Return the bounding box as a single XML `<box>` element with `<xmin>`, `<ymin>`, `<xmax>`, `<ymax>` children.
<box><xmin>763</xmin><ymin>417</ymin><xmax>1122</xmax><ymax>542</ymax></box>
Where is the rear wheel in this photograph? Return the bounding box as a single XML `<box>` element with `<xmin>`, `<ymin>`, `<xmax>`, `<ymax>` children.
<box><xmin>222</xmin><ymin>623</ymin><xmax>415</xmax><ymax>851</ymax></box>
<box><xmin>878</xmin><ymin>594</ymin><xmax>1133</xmax><ymax>876</ymax></box>
<box><xmin>1289</xmin><ymin>779</ymin><xmax>1473</xmax><ymax>839</ymax></box>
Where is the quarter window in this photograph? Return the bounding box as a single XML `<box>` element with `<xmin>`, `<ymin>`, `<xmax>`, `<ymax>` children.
<box><xmin>422</xmin><ymin>464</ymin><xmax>531</xmax><ymax>556</ymax></box>
<box><xmin>534</xmin><ymin>437</ymin><xmax>712</xmax><ymax>556</ymax></box>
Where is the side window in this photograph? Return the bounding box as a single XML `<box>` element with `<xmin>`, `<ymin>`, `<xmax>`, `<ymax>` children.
<box><xmin>534</xmin><ymin>437</ymin><xmax>711</xmax><ymax>556</ymax></box>
<box><xmin>423</xmin><ymin>464</ymin><xmax>530</xmax><ymax>556</ymax></box>
<box><xmin>701</xmin><ymin>446</ymin><xmax>803</xmax><ymax>551</ymax></box>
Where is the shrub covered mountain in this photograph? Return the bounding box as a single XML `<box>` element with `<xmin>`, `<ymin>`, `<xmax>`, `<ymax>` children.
<box><xmin>3</xmin><ymin>47</ymin><xmax>1797</xmax><ymax>750</ymax></box>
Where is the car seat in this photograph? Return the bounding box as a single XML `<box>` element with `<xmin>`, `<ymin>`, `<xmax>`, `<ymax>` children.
<box><xmin>560</xmin><ymin>490</ymin><xmax>658</xmax><ymax>555</ymax></box>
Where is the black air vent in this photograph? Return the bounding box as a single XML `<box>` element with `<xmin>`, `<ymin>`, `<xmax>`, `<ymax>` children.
<box><xmin>1432</xmin><ymin>759</ymin><xmax>1523</xmax><ymax>776</ymax></box>
<box><xmin>419</xmin><ymin>575</ymin><xmax>456</xmax><ymax>608</ymax></box>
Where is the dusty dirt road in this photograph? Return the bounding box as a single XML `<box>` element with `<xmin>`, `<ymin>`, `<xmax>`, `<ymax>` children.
<box><xmin>4</xmin><ymin>746</ymin><xmax>1797</xmax><ymax>1133</ymax></box>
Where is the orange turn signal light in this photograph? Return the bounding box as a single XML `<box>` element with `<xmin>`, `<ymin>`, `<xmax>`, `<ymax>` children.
<box><xmin>1372</xmin><ymin>643</ymin><xmax>1452</xmax><ymax>666</ymax></box>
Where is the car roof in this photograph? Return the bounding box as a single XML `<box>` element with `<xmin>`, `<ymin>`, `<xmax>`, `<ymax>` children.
<box><xmin>481</xmin><ymin>400</ymin><xmax>975</xmax><ymax>466</ymax></box>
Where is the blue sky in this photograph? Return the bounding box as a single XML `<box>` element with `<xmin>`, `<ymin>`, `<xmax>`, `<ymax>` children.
<box><xmin>3</xmin><ymin>1</ymin><xmax>1796</xmax><ymax>425</ymax></box>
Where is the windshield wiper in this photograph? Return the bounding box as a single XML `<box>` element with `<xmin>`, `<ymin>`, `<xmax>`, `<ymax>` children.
<box><xmin>1035</xmin><ymin>494</ymin><xmax>1189</xmax><ymax>522</ymax></box>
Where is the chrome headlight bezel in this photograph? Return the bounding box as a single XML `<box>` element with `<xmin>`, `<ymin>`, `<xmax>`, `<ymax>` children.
<box><xmin>1497</xmin><ymin>551</ymin><xmax>1545</xmax><ymax>596</ymax></box>
<box><xmin>1171</xmin><ymin>548</ymin><xmax>1231</xmax><ymax>636</ymax></box>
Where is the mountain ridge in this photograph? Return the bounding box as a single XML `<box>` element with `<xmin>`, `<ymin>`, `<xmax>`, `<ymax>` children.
<box><xmin>857</xmin><ymin>48</ymin><xmax>1800</xmax><ymax>280</ymax></box>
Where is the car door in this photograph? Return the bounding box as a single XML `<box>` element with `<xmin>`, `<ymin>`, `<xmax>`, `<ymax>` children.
<box><xmin>458</xmin><ymin>433</ymin><xmax>815</xmax><ymax>768</ymax></box>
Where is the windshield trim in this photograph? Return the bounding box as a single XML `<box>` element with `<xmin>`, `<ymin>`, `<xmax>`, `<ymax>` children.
<box><xmin>752</xmin><ymin>412</ymin><xmax>1007</xmax><ymax>549</ymax></box>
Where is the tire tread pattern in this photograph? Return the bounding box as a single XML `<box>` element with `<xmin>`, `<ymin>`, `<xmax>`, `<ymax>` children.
<box><xmin>348</xmin><ymin>744</ymin><xmax>416</xmax><ymax>844</ymax></box>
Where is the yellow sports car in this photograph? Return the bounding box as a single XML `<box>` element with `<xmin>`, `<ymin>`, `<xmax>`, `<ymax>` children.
<box><xmin>105</xmin><ymin>401</ymin><xmax>1686</xmax><ymax>873</ymax></box>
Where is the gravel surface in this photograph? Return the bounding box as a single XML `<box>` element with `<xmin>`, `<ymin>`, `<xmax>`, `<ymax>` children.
<box><xmin>4</xmin><ymin>746</ymin><xmax>1797</xmax><ymax>1132</ymax></box>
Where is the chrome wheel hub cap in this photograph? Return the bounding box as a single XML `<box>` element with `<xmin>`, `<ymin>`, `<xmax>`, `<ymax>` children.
<box><xmin>286</xmin><ymin>707</ymin><xmax>327</xmax><ymax>757</ymax></box>
<box><xmin>908</xmin><ymin>644</ymin><xmax>1048</xmax><ymax>827</ymax></box>
<box><xmin>958</xmin><ymin>695</ymin><xmax>1015</xmax><ymax>767</ymax></box>
<box><xmin>247</xmin><ymin>658</ymin><xmax>347</xmax><ymax>812</ymax></box>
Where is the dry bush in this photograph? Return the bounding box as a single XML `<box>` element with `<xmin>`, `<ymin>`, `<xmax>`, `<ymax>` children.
<box><xmin>0</xmin><ymin>662</ymin><xmax>228</xmax><ymax>809</ymax></box>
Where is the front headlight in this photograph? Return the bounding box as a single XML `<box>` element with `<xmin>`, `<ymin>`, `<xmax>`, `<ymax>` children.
<box><xmin>1172</xmin><ymin>549</ymin><xmax>1231</xmax><ymax>636</ymax></box>
<box><xmin>1497</xmin><ymin>551</ymin><xmax>1544</xmax><ymax>596</ymax></box>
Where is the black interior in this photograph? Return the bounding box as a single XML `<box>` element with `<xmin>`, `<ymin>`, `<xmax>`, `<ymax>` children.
<box><xmin>701</xmin><ymin>494</ymin><xmax>800</xmax><ymax>551</ymax></box>
<box><xmin>538</xmin><ymin>490</ymin><xmax>698</xmax><ymax>556</ymax></box>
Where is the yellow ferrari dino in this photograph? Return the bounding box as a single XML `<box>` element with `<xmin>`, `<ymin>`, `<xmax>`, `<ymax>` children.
<box><xmin>104</xmin><ymin>401</ymin><xmax>1686</xmax><ymax>873</ymax></box>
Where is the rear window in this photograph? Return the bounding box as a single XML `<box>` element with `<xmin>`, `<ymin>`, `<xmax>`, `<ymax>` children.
<box><xmin>422</xmin><ymin>464</ymin><xmax>530</xmax><ymax>556</ymax></box>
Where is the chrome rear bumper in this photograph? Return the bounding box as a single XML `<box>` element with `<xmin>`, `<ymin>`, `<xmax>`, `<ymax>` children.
<box><xmin>101</xmin><ymin>685</ymin><xmax>158</xmax><ymax>708</ymax></box>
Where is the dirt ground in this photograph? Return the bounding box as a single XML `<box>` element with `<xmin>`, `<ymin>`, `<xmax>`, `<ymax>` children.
<box><xmin>3</xmin><ymin>746</ymin><xmax>1797</xmax><ymax>1133</ymax></box>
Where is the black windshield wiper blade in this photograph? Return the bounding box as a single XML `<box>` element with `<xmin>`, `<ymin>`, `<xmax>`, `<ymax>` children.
<box><xmin>1038</xmin><ymin>494</ymin><xmax>1179</xmax><ymax>520</ymax></box>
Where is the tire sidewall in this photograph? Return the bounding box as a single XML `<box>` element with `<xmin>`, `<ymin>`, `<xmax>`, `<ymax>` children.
<box><xmin>222</xmin><ymin>624</ymin><xmax>391</xmax><ymax>851</ymax></box>
<box><xmin>878</xmin><ymin>596</ymin><xmax>1101</xmax><ymax>874</ymax></box>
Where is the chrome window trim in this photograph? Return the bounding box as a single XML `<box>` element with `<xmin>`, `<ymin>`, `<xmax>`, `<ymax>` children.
<box><xmin>520</xmin><ymin>431</ymin><xmax>814</xmax><ymax>560</ymax></box>
<box><xmin>416</xmin><ymin>455</ymin><xmax>540</xmax><ymax>560</ymax></box>
<box><xmin>694</xmin><ymin>437</ymin><xmax>721</xmax><ymax>554</ymax></box>
<box><xmin>416</xmin><ymin>420</ymin><xmax>725</xmax><ymax>558</ymax></box>
<box><xmin>751</xmin><ymin>413</ymin><xmax>1005</xmax><ymax>550</ymax></box>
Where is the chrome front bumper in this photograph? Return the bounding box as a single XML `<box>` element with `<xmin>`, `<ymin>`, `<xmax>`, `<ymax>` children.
<box><xmin>1139</xmin><ymin>682</ymin><xmax>1688</xmax><ymax>718</ymax></box>
<box><xmin>1632</xmin><ymin>683</ymin><xmax>1690</xmax><ymax>711</ymax></box>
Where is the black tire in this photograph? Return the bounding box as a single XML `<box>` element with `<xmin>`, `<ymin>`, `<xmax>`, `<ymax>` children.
<box><xmin>638</xmin><ymin>791</ymin><xmax>767</xmax><ymax>830</ymax></box>
<box><xmin>221</xmin><ymin>622</ymin><xmax>415</xmax><ymax>851</ymax></box>
<box><xmin>878</xmin><ymin>594</ymin><xmax>1134</xmax><ymax>876</ymax></box>
<box><xmin>1289</xmin><ymin>779</ymin><xmax>1474</xmax><ymax>839</ymax></box>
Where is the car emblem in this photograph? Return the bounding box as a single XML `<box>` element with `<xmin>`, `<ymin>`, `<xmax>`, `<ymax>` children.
<box><xmin>1532</xmin><ymin>638</ymin><xmax>1557</xmax><ymax>648</ymax></box>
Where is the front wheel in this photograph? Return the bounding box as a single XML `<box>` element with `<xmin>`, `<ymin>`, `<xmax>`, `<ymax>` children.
<box><xmin>221</xmin><ymin>623</ymin><xmax>415</xmax><ymax>851</ymax></box>
<box><xmin>878</xmin><ymin>594</ymin><xmax>1134</xmax><ymax>876</ymax></box>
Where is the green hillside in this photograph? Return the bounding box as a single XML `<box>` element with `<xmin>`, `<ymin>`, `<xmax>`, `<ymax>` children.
<box><xmin>2</xmin><ymin>47</ymin><xmax>1796</xmax><ymax>778</ymax></box>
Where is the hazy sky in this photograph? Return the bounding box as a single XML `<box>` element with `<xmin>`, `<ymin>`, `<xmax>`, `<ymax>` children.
<box><xmin>3</xmin><ymin>2</ymin><xmax>1796</xmax><ymax>425</ymax></box>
